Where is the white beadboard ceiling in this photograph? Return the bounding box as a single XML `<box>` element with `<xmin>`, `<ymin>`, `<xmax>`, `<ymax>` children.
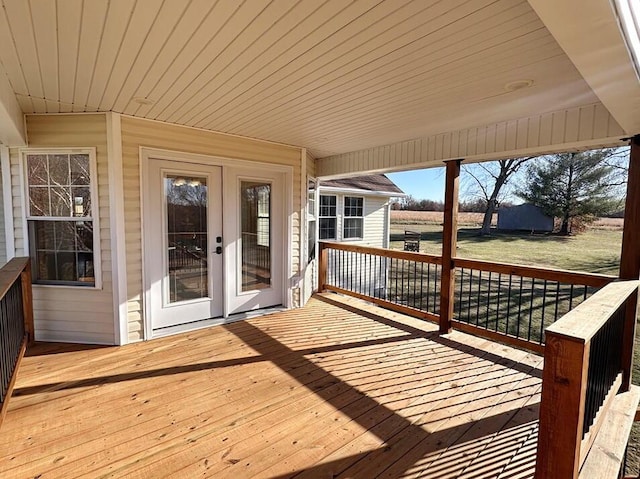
<box><xmin>0</xmin><ymin>0</ymin><xmax>615</xmax><ymax>157</ymax></box>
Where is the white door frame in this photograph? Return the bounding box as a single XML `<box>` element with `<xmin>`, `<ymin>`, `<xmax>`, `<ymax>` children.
<box><xmin>140</xmin><ymin>147</ymin><xmax>294</xmax><ymax>339</ymax></box>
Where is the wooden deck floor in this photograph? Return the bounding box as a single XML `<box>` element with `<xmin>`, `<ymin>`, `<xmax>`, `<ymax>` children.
<box><xmin>0</xmin><ymin>294</ymin><xmax>542</xmax><ymax>479</ymax></box>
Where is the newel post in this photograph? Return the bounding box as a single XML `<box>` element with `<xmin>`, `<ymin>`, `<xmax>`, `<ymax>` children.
<box><xmin>20</xmin><ymin>259</ymin><xmax>35</xmax><ymax>345</ymax></box>
<box><xmin>318</xmin><ymin>242</ymin><xmax>328</xmax><ymax>293</ymax></box>
<box><xmin>620</xmin><ymin>135</ymin><xmax>640</xmax><ymax>391</ymax></box>
<box><xmin>439</xmin><ymin>159</ymin><xmax>461</xmax><ymax>334</ymax></box>
<box><xmin>535</xmin><ymin>333</ymin><xmax>589</xmax><ymax>479</ymax></box>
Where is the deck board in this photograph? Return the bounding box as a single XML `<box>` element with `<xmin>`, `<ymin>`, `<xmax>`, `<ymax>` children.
<box><xmin>0</xmin><ymin>293</ymin><xmax>543</xmax><ymax>478</ymax></box>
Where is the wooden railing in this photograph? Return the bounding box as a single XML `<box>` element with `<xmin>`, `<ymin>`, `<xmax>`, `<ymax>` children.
<box><xmin>318</xmin><ymin>242</ymin><xmax>615</xmax><ymax>353</ymax></box>
<box><xmin>451</xmin><ymin>258</ymin><xmax>615</xmax><ymax>354</ymax></box>
<box><xmin>319</xmin><ymin>242</ymin><xmax>441</xmax><ymax>322</ymax></box>
<box><xmin>535</xmin><ymin>280</ymin><xmax>639</xmax><ymax>479</ymax></box>
<box><xmin>0</xmin><ymin>257</ymin><xmax>34</xmax><ymax>429</ymax></box>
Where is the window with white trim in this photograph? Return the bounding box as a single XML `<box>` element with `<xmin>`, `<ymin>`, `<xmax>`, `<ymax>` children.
<box><xmin>24</xmin><ymin>151</ymin><xmax>100</xmax><ymax>286</ymax></box>
<box><xmin>318</xmin><ymin>195</ymin><xmax>337</xmax><ymax>240</ymax></box>
<box><xmin>343</xmin><ymin>196</ymin><xmax>364</xmax><ymax>239</ymax></box>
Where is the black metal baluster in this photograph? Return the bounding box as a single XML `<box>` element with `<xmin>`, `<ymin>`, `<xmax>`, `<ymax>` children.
<box><xmin>527</xmin><ymin>278</ymin><xmax>535</xmax><ymax>341</ymax></box>
<box><xmin>539</xmin><ymin>280</ymin><xmax>548</xmax><ymax>344</ymax></box>
<box><xmin>516</xmin><ymin>276</ymin><xmax>524</xmax><ymax>339</ymax></box>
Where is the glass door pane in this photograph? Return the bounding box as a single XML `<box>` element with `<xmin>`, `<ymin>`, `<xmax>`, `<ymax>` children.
<box><xmin>165</xmin><ymin>174</ymin><xmax>208</xmax><ymax>303</ymax></box>
<box><xmin>241</xmin><ymin>181</ymin><xmax>271</xmax><ymax>291</ymax></box>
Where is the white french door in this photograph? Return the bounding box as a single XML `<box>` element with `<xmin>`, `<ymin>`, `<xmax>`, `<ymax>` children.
<box><xmin>144</xmin><ymin>159</ymin><xmax>223</xmax><ymax>330</ymax></box>
<box><xmin>142</xmin><ymin>156</ymin><xmax>287</xmax><ymax>336</ymax></box>
<box><xmin>224</xmin><ymin>168</ymin><xmax>284</xmax><ymax>315</ymax></box>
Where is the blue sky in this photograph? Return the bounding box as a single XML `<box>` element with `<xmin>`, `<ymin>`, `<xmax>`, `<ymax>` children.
<box><xmin>387</xmin><ymin>168</ymin><xmax>446</xmax><ymax>201</ymax></box>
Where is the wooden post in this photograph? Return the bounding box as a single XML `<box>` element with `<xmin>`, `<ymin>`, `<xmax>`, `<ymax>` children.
<box><xmin>20</xmin><ymin>260</ymin><xmax>35</xmax><ymax>345</ymax></box>
<box><xmin>318</xmin><ymin>242</ymin><xmax>328</xmax><ymax>292</ymax></box>
<box><xmin>439</xmin><ymin>159</ymin><xmax>461</xmax><ymax>334</ymax></box>
<box><xmin>620</xmin><ymin>135</ymin><xmax>640</xmax><ymax>391</ymax></box>
<box><xmin>535</xmin><ymin>333</ymin><xmax>589</xmax><ymax>479</ymax></box>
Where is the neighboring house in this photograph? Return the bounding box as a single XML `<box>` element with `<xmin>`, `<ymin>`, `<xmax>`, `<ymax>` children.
<box><xmin>497</xmin><ymin>203</ymin><xmax>554</xmax><ymax>232</ymax></box>
<box><xmin>306</xmin><ymin>175</ymin><xmax>404</xmax><ymax>300</ymax></box>
<box><xmin>0</xmin><ymin>1</ymin><xmax>636</xmax><ymax>348</ymax></box>
<box><xmin>317</xmin><ymin>175</ymin><xmax>405</xmax><ymax>248</ymax></box>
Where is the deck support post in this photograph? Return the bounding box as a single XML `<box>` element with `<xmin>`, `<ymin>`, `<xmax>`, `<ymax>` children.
<box><xmin>620</xmin><ymin>135</ymin><xmax>640</xmax><ymax>391</ymax></box>
<box><xmin>439</xmin><ymin>159</ymin><xmax>461</xmax><ymax>334</ymax></box>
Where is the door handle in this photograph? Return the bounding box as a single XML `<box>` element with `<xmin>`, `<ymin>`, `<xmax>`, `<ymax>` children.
<box><xmin>215</xmin><ymin>246</ymin><xmax>222</xmax><ymax>255</ymax></box>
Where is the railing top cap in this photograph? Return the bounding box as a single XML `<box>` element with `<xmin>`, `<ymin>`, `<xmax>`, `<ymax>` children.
<box><xmin>546</xmin><ymin>280</ymin><xmax>639</xmax><ymax>342</ymax></box>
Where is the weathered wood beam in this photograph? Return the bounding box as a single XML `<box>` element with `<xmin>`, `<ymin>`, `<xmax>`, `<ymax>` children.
<box><xmin>439</xmin><ymin>159</ymin><xmax>460</xmax><ymax>334</ymax></box>
<box><xmin>620</xmin><ymin>135</ymin><xmax>640</xmax><ymax>391</ymax></box>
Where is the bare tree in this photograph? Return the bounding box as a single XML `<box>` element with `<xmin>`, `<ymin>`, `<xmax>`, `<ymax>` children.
<box><xmin>463</xmin><ymin>158</ymin><xmax>532</xmax><ymax>235</ymax></box>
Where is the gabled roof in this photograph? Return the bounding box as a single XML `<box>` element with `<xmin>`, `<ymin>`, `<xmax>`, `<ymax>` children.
<box><xmin>320</xmin><ymin>174</ymin><xmax>404</xmax><ymax>196</ymax></box>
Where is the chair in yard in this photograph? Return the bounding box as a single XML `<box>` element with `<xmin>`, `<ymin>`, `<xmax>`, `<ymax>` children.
<box><xmin>403</xmin><ymin>230</ymin><xmax>421</xmax><ymax>252</ymax></box>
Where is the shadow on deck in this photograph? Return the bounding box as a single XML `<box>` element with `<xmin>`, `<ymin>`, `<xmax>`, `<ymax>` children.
<box><xmin>0</xmin><ymin>293</ymin><xmax>542</xmax><ymax>478</ymax></box>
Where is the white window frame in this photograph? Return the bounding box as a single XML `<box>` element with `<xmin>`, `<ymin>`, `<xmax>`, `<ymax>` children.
<box><xmin>21</xmin><ymin>148</ymin><xmax>102</xmax><ymax>289</ymax></box>
<box><xmin>318</xmin><ymin>194</ymin><xmax>337</xmax><ymax>240</ymax></box>
<box><xmin>307</xmin><ymin>177</ymin><xmax>317</xmax><ymax>263</ymax></box>
<box><xmin>342</xmin><ymin>196</ymin><xmax>364</xmax><ymax>240</ymax></box>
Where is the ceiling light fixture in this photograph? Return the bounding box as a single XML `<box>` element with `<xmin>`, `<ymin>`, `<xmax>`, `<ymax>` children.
<box><xmin>133</xmin><ymin>97</ymin><xmax>155</xmax><ymax>106</ymax></box>
<box><xmin>504</xmin><ymin>79</ymin><xmax>534</xmax><ymax>92</ymax></box>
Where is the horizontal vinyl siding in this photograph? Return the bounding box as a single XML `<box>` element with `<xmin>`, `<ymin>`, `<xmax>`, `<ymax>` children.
<box><xmin>317</xmin><ymin>103</ymin><xmax>627</xmax><ymax>177</ymax></box>
<box><xmin>321</xmin><ymin>193</ymin><xmax>389</xmax><ymax>248</ymax></box>
<box><xmin>120</xmin><ymin>117</ymin><xmax>302</xmax><ymax>341</ymax></box>
<box><xmin>10</xmin><ymin>114</ymin><xmax>115</xmax><ymax>344</ymax></box>
<box><xmin>0</xmin><ymin>168</ymin><xmax>6</xmax><ymax>266</ymax></box>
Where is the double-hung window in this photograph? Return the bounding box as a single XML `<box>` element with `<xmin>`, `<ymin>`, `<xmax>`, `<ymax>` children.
<box><xmin>24</xmin><ymin>150</ymin><xmax>100</xmax><ymax>287</ymax></box>
<box><xmin>318</xmin><ymin>195</ymin><xmax>337</xmax><ymax>240</ymax></box>
<box><xmin>343</xmin><ymin>196</ymin><xmax>364</xmax><ymax>239</ymax></box>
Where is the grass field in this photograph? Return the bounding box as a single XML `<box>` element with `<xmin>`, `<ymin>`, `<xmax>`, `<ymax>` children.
<box><xmin>389</xmin><ymin>210</ymin><xmax>639</xmax><ymax>473</ymax></box>
<box><xmin>390</xmin><ymin>211</ymin><xmax>623</xmax><ymax>275</ymax></box>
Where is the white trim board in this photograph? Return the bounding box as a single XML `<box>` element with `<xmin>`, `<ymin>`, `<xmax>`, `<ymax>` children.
<box><xmin>106</xmin><ymin>112</ymin><xmax>128</xmax><ymax>345</ymax></box>
<box><xmin>1</xmin><ymin>145</ymin><xmax>15</xmax><ymax>261</ymax></box>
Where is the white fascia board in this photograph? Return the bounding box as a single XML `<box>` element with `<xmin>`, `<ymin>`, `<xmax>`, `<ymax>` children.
<box><xmin>0</xmin><ymin>68</ymin><xmax>25</xmax><ymax>146</ymax></box>
<box><xmin>528</xmin><ymin>0</ymin><xmax>640</xmax><ymax>135</ymax></box>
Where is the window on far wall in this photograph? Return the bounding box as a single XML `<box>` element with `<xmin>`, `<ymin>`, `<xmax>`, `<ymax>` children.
<box><xmin>343</xmin><ymin>196</ymin><xmax>364</xmax><ymax>239</ymax></box>
<box><xmin>319</xmin><ymin>194</ymin><xmax>337</xmax><ymax>240</ymax></box>
<box><xmin>24</xmin><ymin>151</ymin><xmax>100</xmax><ymax>286</ymax></box>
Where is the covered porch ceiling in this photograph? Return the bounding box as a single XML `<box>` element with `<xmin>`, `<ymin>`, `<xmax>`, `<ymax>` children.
<box><xmin>0</xmin><ymin>0</ymin><xmax>639</xmax><ymax>173</ymax></box>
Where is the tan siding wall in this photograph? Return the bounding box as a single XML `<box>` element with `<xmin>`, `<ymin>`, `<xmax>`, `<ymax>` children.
<box><xmin>10</xmin><ymin>114</ymin><xmax>115</xmax><ymax>344</ymax></box>
<box><xmin>317</xmin><ymin>103</ymin><xmax>627</xmax><ymax>177</ymax></box>
<box><xmin>120</xmin><ymin>117</ymin><xmax>302</xmax><ymax>341</ymax></box>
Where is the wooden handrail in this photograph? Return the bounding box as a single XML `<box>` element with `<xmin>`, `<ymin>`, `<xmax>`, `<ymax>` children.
<box><xmin>0</xmin><ymin>257</ymin><xmax>34</xmax><ymax>430</ymax></box>
<box><xmin>535</xmin><ymin>280</ymin><xmax>639</xmax><ymax>479</ymax></box>
<box><xmin>318</xmin><ymin>241</ymin><xmax>442</xmax><ymax>265</ymax></box>
<box><xmin>453</xmin><ymin>257</ymin><xmax>616</xmax><ymax>288</ymax></box>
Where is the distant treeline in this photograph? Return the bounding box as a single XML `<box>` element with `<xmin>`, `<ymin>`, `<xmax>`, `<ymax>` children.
<box><xmin>391</xmin><ymin>196</ymin><xmax>625</xmax><ymax>217</ymax></box>
<box><xmin>391</xmin><ymin>196</ymin><xmax>514</xmax><ymax>213</ymax></box>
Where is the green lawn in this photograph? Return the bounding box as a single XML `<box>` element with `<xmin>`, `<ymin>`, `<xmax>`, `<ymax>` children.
<box><xmin>389</xmin><ymin>224</ymin><xmax>621</xmax><ymax>275</ymax></box>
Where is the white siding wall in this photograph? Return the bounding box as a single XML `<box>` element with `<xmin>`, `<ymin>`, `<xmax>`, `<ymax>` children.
<box><xmin>120</xmin><ymin>117</ymin><xmax>303</xmax><ymax>341</ymax></box>
<box><xmin>321</xmin><ymin>193</ymin><xmax>389</xmax><ymax>247</ymax></box>
<box><xmin>9</xmin><ymin>114</ymin><xmax>115</xmax><ymax>344</ymax></box>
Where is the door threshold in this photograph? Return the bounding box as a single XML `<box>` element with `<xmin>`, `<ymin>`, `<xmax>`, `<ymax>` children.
<box><xmin>151</xmin><ymin>305</ymin><xmax>287</xmax><ymax>339</ymax></box>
